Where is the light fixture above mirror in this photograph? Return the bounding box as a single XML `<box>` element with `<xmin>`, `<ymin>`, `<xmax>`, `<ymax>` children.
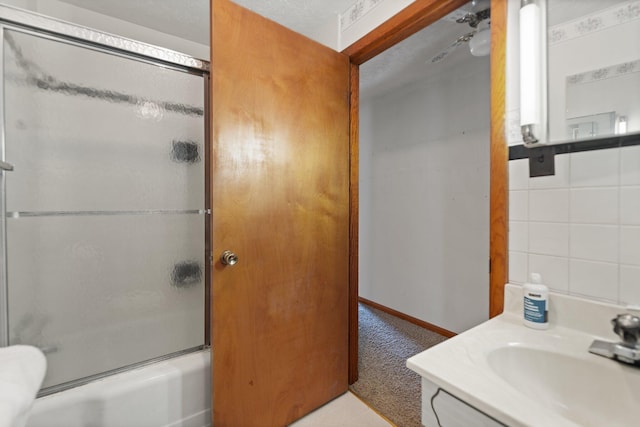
<box><xmin>519</xmin><ymin>0</ymin><xmax>546</xmax><ymax>146</ymax></box>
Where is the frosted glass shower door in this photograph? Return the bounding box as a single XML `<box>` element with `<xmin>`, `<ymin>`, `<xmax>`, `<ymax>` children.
<box><xmin>1</xmin><ymin>27</ymin><xmax>207</xmax><ymax>390</ymax></box>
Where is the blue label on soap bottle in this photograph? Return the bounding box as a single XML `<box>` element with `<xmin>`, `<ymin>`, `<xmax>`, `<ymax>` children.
<box><xmin>524</xmin><ymin>297</ymin><xmax>547</xmax><ymax>323</ymax></box>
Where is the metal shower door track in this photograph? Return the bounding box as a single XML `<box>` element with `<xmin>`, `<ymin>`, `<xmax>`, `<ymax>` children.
<box><xmin>0</xmin><ymin>3</ymin><xmax>209</xmax><ymax>73</ymax></box>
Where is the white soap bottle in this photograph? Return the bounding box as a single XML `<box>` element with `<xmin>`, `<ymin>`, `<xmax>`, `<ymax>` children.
<box><xmin>523</xmin><ymin>273</ymin><xmax>549</xmax><ymax>330</ymax></box>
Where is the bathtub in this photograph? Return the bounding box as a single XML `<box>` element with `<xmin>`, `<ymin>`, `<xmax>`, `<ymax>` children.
<box><xmin>26</xmin><ymin>349</ymin><xmax>211</xmax><ymax>427</ymax></box>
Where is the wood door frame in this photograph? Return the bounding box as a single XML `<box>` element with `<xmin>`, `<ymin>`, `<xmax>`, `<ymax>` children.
<box><xmin>343</xmin><ymin>0</ymin><xmax>508</xmax><ymax>383</ymax></box>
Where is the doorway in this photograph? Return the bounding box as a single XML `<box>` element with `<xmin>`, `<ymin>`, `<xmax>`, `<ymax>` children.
<box><xmin>354</xmin><ymin>2</ymin><xmax>492</xmax><ymax>422</ymax></box>
<box><xmin>346</xmin><ymin>0</ymin><xmax>508</xmax><ymax>384</ymax></box>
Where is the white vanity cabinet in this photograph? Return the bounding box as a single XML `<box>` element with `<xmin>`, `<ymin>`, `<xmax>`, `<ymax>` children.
<box><xmin>421</xmin><ymin>378</ymin><xmax>506</xmax><ymax>427</ymax></box>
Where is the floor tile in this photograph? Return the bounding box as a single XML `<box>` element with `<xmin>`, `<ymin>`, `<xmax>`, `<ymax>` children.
<box><xmin>289</xmin><ymin>392</ymin><xmax>392</xmax><ymax>427</ymax></box>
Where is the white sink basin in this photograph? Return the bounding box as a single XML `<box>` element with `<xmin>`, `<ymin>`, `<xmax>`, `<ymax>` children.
<box><xmin>407</xmin><ymin>285</ymin><xmax>640</xmax><ymax>427</ymax></box>
<box><xmin>487</xmin><ymin>345</ymin><xmax>640</xmax><ymax>427</ymax></box>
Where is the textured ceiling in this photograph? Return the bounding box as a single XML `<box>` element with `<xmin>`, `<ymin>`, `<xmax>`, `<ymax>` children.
<box><xmin>359</xmin><ymin>3</ymin><xmax>482</xmax><ymax>101</ymax></box>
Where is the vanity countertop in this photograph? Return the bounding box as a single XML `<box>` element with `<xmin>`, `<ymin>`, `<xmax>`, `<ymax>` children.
<box><xmin>407</xmin><ymin>284</ymin><xmax>640</xmax><ymax>427</ymax></box>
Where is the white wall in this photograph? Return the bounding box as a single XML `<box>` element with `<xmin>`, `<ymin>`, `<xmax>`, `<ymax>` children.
<box><xmin>359</xmin><ymin>57</ymin><xmax>491</xmax><ymax>334</ymax></box>
<box><xmin>310</xmin><ymin>0</ymin><xmax>418</xmax><ymax>51</ymax></box>
<box><xmin>506</xmin><ymin>1</ymin><xmax>640</xmax><ymax>306</ymax></box>
<box><xmin>0</xmin><ymin>0</ymin><xmax>209</xmax><ymax>59</ymax></box>
<box><xmin>339</xmin><ymin>0</ymin><xmax>415</xmax><ymax>50</ymax></box>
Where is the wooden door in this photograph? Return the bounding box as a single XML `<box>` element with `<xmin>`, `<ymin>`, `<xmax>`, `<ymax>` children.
<box><xmin>210</xmin><ymin>1</ymin><xmax>351</xmax><ymax>426</ymax></box>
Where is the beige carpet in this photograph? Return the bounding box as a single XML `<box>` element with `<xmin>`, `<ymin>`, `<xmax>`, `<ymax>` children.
<box><xmin>350</xmin><ymin>303</ymin><xmax>448</xmax><ymax>427</ymax></box>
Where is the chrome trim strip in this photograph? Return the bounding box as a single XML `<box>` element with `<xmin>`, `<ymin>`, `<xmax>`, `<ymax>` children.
<box><xmin>4</xmin><ymin>24</ymin><xmax>206</xmax><ymax>81</ymax></box>
<box><xmin>0</xmin><ymin>26</ymin><xmax>8</xmax><ymax>347</ymax></box>
<box><xmin>0</xmin><ymin>4</ymin><xmax>209</xmax><ymax>72</ymax></box>
<box><xmin>0</xmin><ymin>176</ymin><xmax>7</xmax><ymax>347</ymax></box>
<box><xmin>7</xmin><ymin>209</ymin><xmax>211</xmax><ymax>218</ymax></box>
<box><xmin>203</xmin><ymin>74</ymin><xmax>212</xmax><ymax>346</ymax></box>
<box><xmin>37</xmin><ymin>345</ymin><xmax>207</xmax><ymax>397</ymax></box>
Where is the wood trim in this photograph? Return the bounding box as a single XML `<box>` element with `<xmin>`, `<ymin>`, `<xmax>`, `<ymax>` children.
<box><xmin>342</xmin><ymin>0</ymin><xmax>469</xmax><ymax>65</ymax></box>
<box><xmin>345</xmin><ymin>0</ymin><xmax>509</xmax><ymax>383</ymax></box>
<box><xmin>344</xmin><ymin>0</ymin><xmax>469</xmax><ymax>388</ymax></box>
<box><xmin>348</xmin><ymin>62</ymin><xmax>360</xmax><ymax>385</ymax></box>
<box><xmin>489</xmin><ymin>0</ymin><xmax>508</xmax><ymax>318</ymax></box>
<box><xmin>359</xmin><ymin>297</ymin><xmax>457</xmax><ymax>338</ymax></box>
<box><xmin>342</xmin><ymin>0</ymin><xmax>508</xmax><ymax>384</ymax></box>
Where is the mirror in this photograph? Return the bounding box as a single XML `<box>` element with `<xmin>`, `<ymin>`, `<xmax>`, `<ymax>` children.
<box><xmin>548</xmin><ymin>0</ymin><xmax>640</xmax><ymax>144</ymax></box>
<box><xmin>520</xmin><ymin>0</ymin><xmax>640</xmax><ymax>146</ymax></box>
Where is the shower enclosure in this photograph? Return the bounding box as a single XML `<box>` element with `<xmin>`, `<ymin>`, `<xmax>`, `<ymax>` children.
<box><xmin>0</xmin><ymin>5</ymin><xmax>209</xmax><ymax>395</ymax></box>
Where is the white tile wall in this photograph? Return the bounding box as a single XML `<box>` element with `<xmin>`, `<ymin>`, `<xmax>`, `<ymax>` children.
<box><xmin>529</xmin><ymin>222</ymin><xmax>569</xmax><ymax>257</ymax></box>
<box><xmin>570</xmin><ymin>188</ymin><xmax>618</xmax><ymax>224</ymax></box>
<box><xmin>569</xmin><ymin>259</ymin><xmax>618</xmax><ymax>301</ymax></box>
<box><xmin>508</xmin><ymin>251</ymin><xmax>528</xmax><ymax>284</ymax></box>
<box><xmin>621</xmin><ymin>146</ymin><xmax>640</xmax><ymax>185</ymax></box>
<box><xmin>620</xmin><ymin>266</ymin><xmax>640</xmax><ymax>306</ymax></box>
<box><xmin>508</xmin><ymin>158</ymin><xmax>529</xmax><ymax>190</ymax></box>
<box><xmin>508</xmin><ymin>190</ymin><xmax>529</xmax><ymax>221</ymax></box>
<box><xmin>529</xmin><ymin>189</ymin><xmax>569</xmax><ymax>222</ymax></box>
<box><xmin>509</xmin><ymin>148</ymin><xmax>640</xmax><ymax>305</ymax></box>
<box><xmin>528</xmin><ymin>254</ymin><xmax>569</xmax><ymax>293</ymax></box>
<box><xmin>621</xmin><ymin>187</ymin><xmax>640</xmax><ymax>225</ymax></box>
<box><xmin>570</xmin><ymin>149</ymin><xmax>619</xmax><ymax>187</ymax></box>
<box><xmin>569</xmin><ymin>225</ymin><xmax>618</xmax><ymax>263</ymax></box>
<box><xmin>504</xmin><ymin>1</ymin><xmax>640</xmax><ymax>306</ymax></box>
<box><xmin>621</xmin><ymin>227</ymin><xmax>640</xmax><ymax>266</ymax></box>
<box><xmin>508</xmin><ymin>221</ymin><xmax>528</xmax><ymax>252</ymax></box>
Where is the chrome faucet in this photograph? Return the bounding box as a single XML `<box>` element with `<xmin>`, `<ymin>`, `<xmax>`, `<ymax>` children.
<box><xmin>589</xmin><ymin>313</ymin><xmax>640</xmax><ymax>365</ymax></box>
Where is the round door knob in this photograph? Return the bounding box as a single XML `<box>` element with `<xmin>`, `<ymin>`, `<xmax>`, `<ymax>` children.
<box><xmin>220</xmin><ymin>250</ymin><xmax>238</xmax><ymax>266</ymax></box>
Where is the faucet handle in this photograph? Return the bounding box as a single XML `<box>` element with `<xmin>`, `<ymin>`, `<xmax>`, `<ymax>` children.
<box><xmin>612</xmin><ymin>313</ymin><xmax>640</xmax><ymax>348</ymax></box>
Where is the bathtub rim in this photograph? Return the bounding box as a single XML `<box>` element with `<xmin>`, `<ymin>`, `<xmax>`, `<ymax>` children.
<box><xmin>38</xmin><ymin>344</ymin><xmax>207</xmax><ymax>397</ymax></box>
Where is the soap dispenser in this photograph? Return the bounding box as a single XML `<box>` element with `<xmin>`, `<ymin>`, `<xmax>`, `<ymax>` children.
<box><xmin>523</xmin><ymin>273</ymin><xmax>549</xmax><ymax>330</ymax></box>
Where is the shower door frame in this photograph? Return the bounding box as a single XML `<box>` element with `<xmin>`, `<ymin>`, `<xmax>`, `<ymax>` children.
<box><xmin>0</xmin><ymin>4</ymin><xmax>211</xmax><ymax>394</ymax></box>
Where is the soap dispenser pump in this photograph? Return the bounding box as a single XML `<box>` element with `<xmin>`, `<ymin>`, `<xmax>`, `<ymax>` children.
<box><xmin>523</xmin><ymin>273</ymin><xmax>549</xmax><ymax>330</ymax></box>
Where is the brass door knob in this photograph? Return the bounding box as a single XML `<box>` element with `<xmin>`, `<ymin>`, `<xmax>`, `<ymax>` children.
<box><xmin>220</xmin><ymin>250</ymin><xmax>238</xmax><ymax>266</ymax></box>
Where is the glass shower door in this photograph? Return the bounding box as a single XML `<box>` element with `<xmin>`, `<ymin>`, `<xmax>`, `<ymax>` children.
<box><xmin>1</xmin><ymin>27</ymin><xmax>207</xmax><ymax>390</ymax></box>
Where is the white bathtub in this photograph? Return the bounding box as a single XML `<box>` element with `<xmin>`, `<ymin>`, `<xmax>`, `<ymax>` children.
<box><xmin>26</xmin><ymin>349</ymin><xmax>211</xmax><ymax>427</ymax></box>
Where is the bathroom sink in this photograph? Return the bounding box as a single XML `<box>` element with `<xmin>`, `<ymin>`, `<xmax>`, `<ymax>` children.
<box><xmin>407</xmin><ymin>285</ymin><xmax>640</xmax><ymax>427</ymax></box>
<box><xmin>487</xmin><ymin>345</ymin><xmax>640</xmax><ymax>427</ymax></box>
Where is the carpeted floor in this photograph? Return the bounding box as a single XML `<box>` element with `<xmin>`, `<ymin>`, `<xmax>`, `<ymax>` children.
<box><xmin>350</xmin><ymin>303</ymin><xmax>448</xmax><ymax>427</ymax></box>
